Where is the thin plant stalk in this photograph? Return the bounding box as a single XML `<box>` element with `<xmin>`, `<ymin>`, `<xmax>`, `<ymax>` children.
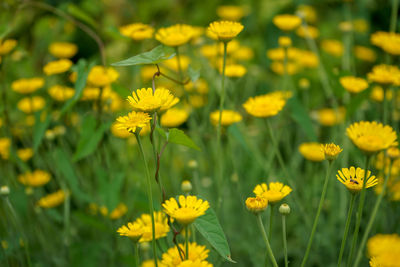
<box><xmin>301</xmin><ymin>161</ymin><xmax>333</xmax><ymax>267</ymax></box>
<box><xmin>256</xmin><ymin>213</ymin><xmax>279</xmax><ymax>267</ymax></box>
<box><xmin>185</xmin><ymin>226</ymin><xmax>189</xmax><ymax>260</ymax></box>
<box><xmin>134</xmin><ymin>132</ymin><xmax>158</xmax><ymax>267</ymax></box>
<box><xmin>353</xmin><ymin>161</ymin><xmax>393</xmax><ymax>267</ymax></box>
<box><xmin>390</xmin><ymin>0</ymin><xmax>399</xmax><ymax>33</ymax></box>
<box><xmin>337</xmin><ymin>193</ymin><xmax>356</xmax><ymax>267</ymax></box>
<box><xmin>282</xmin><ymin>214</ymin><xmax>289</xmax><ymax>267</ymax></box>
<box><xmin>347</xmin><ymin>155</ymin><xmax>371</xmax><ymax>266</ymax></box>
<box><xmin>134</xmin><ymin>243</ymin><xmax>140</xmax><ymax>267</ymax></box>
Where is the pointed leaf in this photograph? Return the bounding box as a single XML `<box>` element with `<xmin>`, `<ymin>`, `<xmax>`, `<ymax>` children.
<box><xmin>166</xmin><ymin>128</ymin><xmax>200</xmax><ymax>151</ymax></box>
<box><xmin>111</xmin><ymin>45</ymin><xmax>175</xmax><ymax>66</ymax></box>
<box><xmin>33</xmin><ymin>111</ymin><xmax>51</xmax><ymax>152</ymax></box>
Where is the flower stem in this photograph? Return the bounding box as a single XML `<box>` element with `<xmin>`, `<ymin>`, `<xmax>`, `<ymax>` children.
<box><xmin>134</xmin><ymin>243</ymin><xmax>140</xmax><ymax>267</ymax></box>
<box><xmin>347</xmin><ymin>155</ymin><xmax>371</xmax><ymax>267</ymax></box>
<box><xmin>301</xmin><ymin>161</ymin><xmax>333</xmax><ymax>267</ymax></box>
<box><xmin>353</xmin><ymin>160</ymin><xmax>393</xmax><ymax>267</ymax></box>
<box><xmin>282</xmin><ymin>214</ymin><xmax>289</xmax><ymax>267</ymax></box>
<box><xmin>256</xmin><ymin>214</ymin><xmax>278</xmax><ymax>267</ymax></box>
<box><xmin>185</xmin><ymin>226</ymin><xmax>189</xmax><ymax>260</ymax></box>
<box><xmin>390</xmin><ymin>0</ymin><xmax>399</xmax><ymax>33</ymax></box>
<box><xmin>135</xmin><ymin>132</ymin><xmax>158</xmax><ymax>267</ymax></box>
<box><xmin>337</xmin><ymin>193</ymin><xmax>356</xmax><ymax>267</ymax></box>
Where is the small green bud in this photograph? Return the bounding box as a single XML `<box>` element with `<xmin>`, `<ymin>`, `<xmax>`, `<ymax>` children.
<box><xmin>279</xmin><ymin>203</ymin><xmax>291</xmax><ymax>215</ymax></box>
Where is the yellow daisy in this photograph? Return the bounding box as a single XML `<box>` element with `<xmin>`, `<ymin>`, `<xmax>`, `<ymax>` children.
<box><xmin>273</xmin><ymin>14</ymin><xmax>302</xmax><ymax>31</ymax></box>
<box><xmin>43</xmin><ymin>59</ymin><xmax>73</xmax><ymax>75</ymax></box>
<box><xmin>161</xmin><ymin>242</ymin><xmax>209</xmax><ymax>266</ymax></box>
<box><xmin>207</xmin><ymin>21</ymin><xmax>244</xmax><ymax>42</ymax></box>
<box><xmin>336</xmin><ymin>166</ymin><xmax>377</xmax><ymax>194</ymax></box>
<box><xmin>155</xmin><ymin>24</ymin><xmax>194</xmax><ymax>47</ymax></box>
<box><xmin>136</xmin><ymin>211</ymin><xmax>170</xmax><ymax>242</ymax></box>
<box><xmin>299</xmin><ymin>142</ymin><xmax>325</xmax><ymax>162</ymax></box>
<box><xmin>253</xmin><ymin>182</ymin><xmax>292</xmax><ymax>204</ymax></box>
<box><xmin>321</xmin><ymin>143</ymin><xmax>343</xmax><ymax>161</ymax></box>
<box><xmin>37</xmin><ymin>190</ymin><xmax>66</xmax><ymax>208</ymax></box>
<box><xmin>162</xmin><ymin>195</ymin><xmax>209</xmax><ymax>225</ymax></box>
<box><xmin>49</xmin><ymin>42</ymin><xmax>78</xmax><ymax>59</ymax></box>
<box><xmin>340</xmin><ymin>76</ymin><xmax>369</xmax><ymax>94</ymax></box>
<box><xmin>160</xmin><ymin>108</ymin><xmax>189</xmax><ymax>128</ymax></box>
<box><xmin>242</xmin><ymin>92</ymin><xmax>286</xmax><ymax>118</ymax></box>
<box><xmin>127</xmin><ymin>88</ymin><xmax>179</xmax><ymax>113</ymax></box>
<box><xmin>117</xmin><ymin>221</ymin><xmax>143</xmax><ymax>242</ymax></box>
<box><xmin>245</xmin><ymin>196</ymin><xmax>268</xmax><ymax>213</ymax></box>
<box><xmin>18</xmin><ymin>170</ymin><xmax>51</xmax><ymax>187</ymax></box>
<box><xmin>115</xmin><ymin>111</ymin><xmax>152</xmax><ymax>134</ymax></box>
<box><xmin>209</xmin><ymin>110</ymin><xmax>242</xmax><ymax>126</ymax></box>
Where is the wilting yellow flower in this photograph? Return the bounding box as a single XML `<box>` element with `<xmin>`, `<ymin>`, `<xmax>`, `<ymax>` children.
<box><xmin>316</xmin><ymin>107</ymin><xmax>346</xmax><ymax>126</ymax></box>
<box><xmin>128</xmin><ymin>88</ymin><xmax>179</xmax><ymax>113</ymax></box>
<box><xmin>273</xmin><ymin>14</ymin><xmax>302</xmax><ymax>31</ymax></box>
<box><xmin>370</xmin><ymin>86</ymin><xmax>393</xmax><ymax>102</ymax></box>
<box><xmin>136</xmin><ymin>211</ymin><xmax>170</xmax><ymax>242</ymax></box>
<box><xmin>0</xmin><ymin>39</ymin><xmax>17</xmax><ymax>56</ymax></box>
<box><xmin>115</xmin><ymin>111</ymin><xmax>151</xmax><ymax>134</ymax></box>
<box><xmin>117</xmin><ymin>221</ymin><xmax>143</xmax><ymax>241</ymax></box>
<box><xmin>160</xmin><ymin>108</ymin><xmax>189</xmax><ymax>128</ymax></box>
<box><xmin>155</xmin><ymin>24</ymin><xmax>194</xmax><ymax>47</ymax></box>
<box><xmin>222</xmin><ymin>64</ymin><xmax>247</xmax><ymax>77</ymax></box>
<box><xmin>17</xmin><ymin>148</ymin><xmax>33</xmax><ymax>162</ymax></box>
<box><xmin>87</xmin><ymin>66</ymin><xmax>119</xmax><ymax>87</ymax></box>
<box><xmin>321</xmin><ymin>39</ymin><xmax>343</xmax><ymax>57</ymax></box>
<box><xmin>17</xmin><ymin>96</ymin><xmax>46</xmax><ymax>114</ymax></box>
<box><xmin>0</xmin><ymin>138</ymin><xmax>10</xmax><ymax>160</ymax></box>
<box><xmin>346</xmin><ymin>121</ymin><xmax>398</xmax><ymax>154</ymax></box>
<box><xmin>11</xmin><ymin>78</ymin><xmax>45</xmax><ymax>94</ymax></box>
<box><xmin>245</xmin><ymin>196</ymin><xmax>268</xmax><ymax>213</ymax></box>
<box><xmin>299</xmin><ymin>142</ymin><xmax>325</xmax><ymax>162</ymax></box>
<box><xmin>162</xmin><ymin>55</ymin><xmax>190</xmax><ymax>72</ymax></box>
<box><xmin>243</xmin><ymin>92</ymin><xmax>286</xmax><ymax>118</ymax></box>
<box><xmin>161</xmin><ymin>242</ymin><xmax>209</xmax><ymax>266</ymax></box>
<box><xmin>48</xmin><ymin>85</ymin><xmax>75</xmax><ymax>102</ymax></box>
<box><xmin>354</xmin><ymin>46</ymin><xmax>376</xmax><ymax>62</ymax></box>
<box><xmin>18</xmin><ymin>170</ymin><xmax>51</xmax><ymax>187</ymax></box>
<box><xmin>177</xmin><ymin>260</ymin><xmax>213</xmax><ymax>267</ymax></box>
<box><xmin>217</xmin><ymin>5</ymin><xmax>248</xmax><ymax>21</ymax></box>
<box><xmin>296</xmin><ymin>25</ymin><xmax>319</xmax><ymax>39</ymax></box>
<box><xmin>207</xmin><ymin>21</ymin><xmax>244</xmax><ymax>42</ymax></box>
<box><xmin>109</xmin><ymin>203</ymin><xmax>128</xmax><ymax>220</ymax></box>
<box><xmin>367</xmin><ymin>64</ymin><xmax>400</xmax><ymax>85</ymax></box>
<box><xmin>321</xmin><ymin>143</ymin><xmax>343</xmax><ymax>161</ymax></box>
<box><xmin>296</xmin><ymin>5</ymin><xmax>317</xmax><ymax>23</ymax></box>
<box><xmin>49</xmin><ymin>42</ymin><xmax>78</xmax><ymax>58</ymax></box>
<box><xmin>119</xmin><ymin>23</ymin><xmax>154</xmax><ymax>41</ymax></box>
<box><xmin>340</xmin><ymin>76</ymin><xmax>369</xmax><ymax>94</ymax></box>
<box><xmin>163</xmin><ymin>195</ymin><xmax>209</xmax><ymax>225</ymax></box>
<box><xmin>37</xmin><ymin>190</ymin><xmax>66</xmax><ymax>208</ymax></box>
<box><xmin>43</xmin><ymin>59</ymin><xmax>73</xmax><ymax>75</ymax></box>
<box><xmin>253</xmin><ymin>182</ymin><xmax>292</xmax><ymax>204</ymax></box>
<box><xmin>209</xmin><ymin>110</ymin><xmax>242</xmax><ymax>126</ymax></box>
<box><xmin>371</xmin><ymin>31</ymin><xmax>400</xmax><ymax>55</ymax></box>
<box><xmin>337</xmin><ymin>166</ymin><xmax>377</xmax><ymax>194</ymax></box>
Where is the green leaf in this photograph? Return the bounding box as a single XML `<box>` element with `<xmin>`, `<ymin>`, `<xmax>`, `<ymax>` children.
<box><xmin>188</xmin><ymin>64</ymin><xmax>201</xmax><ymax>82</ymax></box>
<box><xmin>111</xmin><ymin>45</ymin><xmax>175</xmax><ymax>66</ymax></box>
<box><xmin>287</xmin><ymin>97</ymin><xmax>317</xmax><ymax>141</ymax></box>
<box><xmin>194</xmin><ymin>207</ymin><xmax>235</xmax><ymax>263</ymax></box>
<box><xmin>33</xmin><ymin>111</ymin><xmax>52</xmax><ymax>152</ymax></box>
<box><xmin>165</xmin><ymin>128</ymin><xmax>200</xmax><ymax>151</ymax></box>
<box><xmin>155</xmin><ymin>126</ymin><xmax>167</xmax><ymax>139</ymax></box>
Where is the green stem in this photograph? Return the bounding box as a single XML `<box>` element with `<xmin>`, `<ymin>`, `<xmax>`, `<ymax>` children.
<box><xmin>256</xmin><ymin>214</ymin><xmax>278</xmax><ymax>267</ymax></box>
<box><xmin>185</xmin><ymin>226</ymin><xmax>189</xmax><ymax>260</ymax></box>
<box><xmin>383</xmin><ymin>87</ymin><xmax>388</xmax><ymax>124</ymax></box>
<box><xmin>63</xmin><ymin>188</ymin><xmax>71</xmax><ymax>261</ymax></box>
<box><xmin>337</xmin><ymin>194</ymin><xmax>356</xmax><ymax>267</ymax></box>
<box><xmin>282</xmin><ymin>215</ymin><xmax>288</xmax><ymax>267</ymax></box>
<box><xmin>134</xmin><ymin>243</ymin><xmax>140</xmax><ymax>267</ymax></box>
<box><xmin>301</xmin><ymin>161</ymin><xmax>333</xmax><ymax>267</ymax></box>
<box><xmin>390</xmin><ymin>0</ymin><xmax>399</xmax><ymax>32</ymax></box>
<box><xmin>353</xmin><ymin>161</ymin><xmax>393</xmax><ymax>267</ymax></box>
<box><xmin>347</xmin><ymin>155</ymin><xmax>371</xmax><ymax>267</ymax></box>
<box><xmin>135</xmin><ymin>133</ymin><xmax>158</xmax><ymax>267</ymax></box>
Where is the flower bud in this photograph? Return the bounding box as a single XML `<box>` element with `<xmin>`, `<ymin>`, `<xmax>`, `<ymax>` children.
<box><xmin>279</xmin><ymin>203</ymin><xmax>291</xmax><ymax>215</ymax></box>
<box><xmin>245</xmin><ymin>196</ymin><xmax>268</xmax><ymax>214</ymax></box>
<box><xmin>188</xmin><ymin>160</ymin><xmax>198</xmax><ymax>169</ymax></box>
<box><xmin>181</xmin><ymin>180</ymin><xmax>192</xmax><ymax>193</ymax></box>
<box><xmin>278</xmin><ymin>36</ymin><xmax>292</xmax><ymax>47</ymax></box>
<box><xmin>0</xmin><ymin>186</ymin><xmax>10</xmax><ymax>196</ymax></box>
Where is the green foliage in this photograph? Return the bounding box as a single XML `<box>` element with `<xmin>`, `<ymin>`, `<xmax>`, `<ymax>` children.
<box><xmin>158</xmin><ymin>127</ymin><xmax>201</xmax><ymax>151</ymax></box>
<box><xmin>111</xmin><ymin>45</ymin><xmax>176</xmax><ymax>66</ymax></box>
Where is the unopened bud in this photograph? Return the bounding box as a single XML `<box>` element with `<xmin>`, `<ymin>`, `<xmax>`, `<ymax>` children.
<box><xmin>0</xmin><ymin>186</ymin><xmax>10</xmax><ymax>196</ymax></box>
<box><xmin>181</xmin><ymin>180</ymin><xmax>192</xmax><ymax>193</ymax></box>
<box><xmin>279</xmin><ymin>203</ymin><xmax>291</xmax><ymax>215</ymax></box>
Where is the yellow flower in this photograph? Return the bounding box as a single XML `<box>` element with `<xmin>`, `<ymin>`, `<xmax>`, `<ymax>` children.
<box><xmin>0</xmin><ymin>39</ymin><xmax>17</xmax><ymax>55</ymax></box>
<box><xmin>119</xmin><ymin>23</ymin><xmax>154</xmax><ymax>41</ymax></box>
<box><xmin>243</xmin><ymin>92</ymin><xmax>286</xmax><ymax>118</ymax></box>
<box><xmin>48</xmin><ymin>85</ymin><xmax>75</xmax><ymax>102</ymax></box>
<box><xmin>245</xmin><ymin>196</ymin><xmax>268</xmax><ymax>213</ymax></box>
<box><xmin>160</xmin><ymin>108</ymin><xmax>189</xmax><ymax>128</ymax></box>
<box><xmin>49</xmin><ymin>42</ymin><xmax>78</xmax><ymax>58</ymax></box>
<box><xmin>217</xmin><ymin>5</ymin><xmax>248</xmax><ymax>21</ymax></box>
<box><xmin>155</xmin><ymin>24</ymin><xmax>194</xmax><ymax>47</ymax></box>
<box><xmin>161</xmin><ymin>242</ymin><xmax>209</xmax><ymax>266</ymax></box>
<box><xmin>109</xmin><ymin>203</ymin><xmax>128</xmax><ymax>220</ymax></box>
<box><xmin>273</xmin><ymin>14</ymin><xmax>302</xmax><ymax>31</ymax></box>
<box><xmin>11</xmin><ymin>78</ymin><xmax>45</xmax><ymax>94</ymax></box>
<box><xmin>162</xmin><ymin>55</ymin><xmax>191</xmax><ymax>72</ymax></box>
<box><xmin>367</xmin><ymin>233</ymin><xmax>400</xmax><ymax>258</ymax></box>
<box><xmin>316</xmin><ymin>107</ymin><xmax>346</xmax><ymax>126</ymax></box>
<box><xmin>127</xmin><ymin>88</ymin><xmax>179</xmax><ymax>113</ymax></box>
<box><xmin>0</xmin><ymin>138</ymin><xmax>11</xmax><ymax>160</ymax></box>
<box><xmin>321</xmin><ymin>39</ymin><xmax>343</xmax><ymax>57</ymax></box>
<box><xmin>37</xmin><ymin>190</ymin><xmax>66</xmax><ymax>208</ymax></box>
<box><xmin>221</xmin><ymin>64</ymin><xmax>247</xmax><ymax>77</ymax></box>
<box><xmin>371</xmin><ymin>31</ymin><xmax>400</xmax><ymax>55</ymax></box>
<box><xmin>340</xmin><ymin>76</ymin><xmax>369</xmax><ymax>94</ymax></box>
<box><xmin>296</xmin><ymin>5</ymin><xmax>317</xmax><ymax>23</ymax></box>
<box><xmin>43</xmin><ymin>59</ymin><xmax>73</xmax><ymax>75</ymax></box>
<box><xmin>370</xmin><ymin>86</ymin><xmax>393</xmax><ymax>102</ymax></box>
<box><xmin>299</xmin><ymin>142</ymin><xmax>325</xmax><ymax>162</ymax></box>
<box><xmin>136</xmin><ymin>211</ymin><xmax>170</xmax><ymax>242</ymax></box>
<box><xmin>354</xmin><ymin>46</ymin><xmax>376</xmax><ymax>62</ymax></box>
<box><xmin>369</xmin><ymin>254</ymin><xmax>400</xmax><ymax>267</ymax></box>
<box><xmin>387</xmin><ymin>147</ymin><xmax>400</xmax><ymax>160</ymax></box>
<box><xmin>162</xmin><ymin>195</ymin><xmax>209</xmax><ymax>225</ymax></box>
<box><xmin>253</xmin><ymin>182</ymin><xmax>292</xmax><ymax>204</ymax></box>
<box><xmin>17</xmin><ymin>148</ymin><xmax>33</xmax><ymax>162</ymax></box>
<box><xmin>270</xmin><ymin>61</ymin><xmax>299</xmax><ymax>75</ymax></box>
<box><xmin>87</xmin><ymin>66</ymin><xmax>119</xmax><ymax>87</ymax></box>
<box><xmin>207</xmin><ymin>21</ymin><xmax>244</xmax><ymax>42</ymax></box>
<box><xmin>321</xmin><ymin>143</ymin><xmax>343</xmax><ymax>161</ymax></box>
<box><xmin>110</xmin><ymin>123</ymin><xmax>132</xmax><ymax>139</ymax></box>
<box><xmin>278</xmin><ymin>36</ymin><xmax>292</xmax><ymax>47</ymax></box>
<box><xmin>17</xmin><ymin>96</ymin><xmax>46</xmax><ymax>114</ymax></box>
<box><xmin>296</xmin><ymin>25</ymin><xmax>319</xmax><ymax>39</ymax></box>
<box><xmin>232</xmin><ymin>46</ymin><xmax>254</xmax><ymax>61</ymax></box>
<box><xmin>18</xmin><ymin>170</ymin><xmax>51</xmax><ymax>187</ymax></box>
<box><xmin>115</xmin><ymin>111</ymin><xmax>151</xmax><ymax>134</ymax></box>
<box><xmin>177</xmin><ymin>260</ymin><xmax>213</xmax><ymax>267</ymax></box>
<box><xmin>117</xmin><ymin>221</ymin><xmax>143</xmax><ymax>241</ymax></box>
<box><xmin>337</xmin><ymin>166</ymin><xmax>377</xmax><ymax>194</ymax></box>
<box><xmin>367</xmin><ymin>64</ymin><xmax>400</xmax><ymax>85</ymax></box>
<box><xmin>209</xmin><ymin>110</ymin><xmax>242</xmax><ymax>126</ymax></box>
<box><xmin>346</xmin><ymin>121</ymin><xmax>398</xmax><ymax>154</ymax></box>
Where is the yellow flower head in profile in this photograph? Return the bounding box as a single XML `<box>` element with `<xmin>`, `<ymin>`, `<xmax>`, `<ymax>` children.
<box><xmin>273</xmin><ymin>14</ymin><xmax>302</xmax><ymax>31</ymax></box>
<box><xmin>160</xmin><ymin>108</ymin><xmax>189</xmax><ymax>128</ymax></box>
<box><xmin>243</xmin><ymin>92</ymin><xmax>286</xmax><ymax>118</ymax></box>
<box><xmin>336</xmin><ymin>166</ymin><xmax>377</xmax><ymax>194</ymax></box>
<box><xmin>18</xmin><ymin>170</ymin><xmax>51</xmax><ymax>187</ymax></box>
<box><xmin>210</xmin><ymin>110</ymin><xmax>242</xmax><ymax>126</ymax></box>
<box><xmin>110</xmin><ymin>123</ymin><xmax>132</xmax><ymax>139</ymax></box>
<box><xmin>117</xmin><ymin>222</ymin><xmax>143</xmax><ymax>242</ymax></box>
<box><xmin>367</xmin><ymin>64</ymin><xmax>400</xmax><ymax>85</ymax></box>
<box><xmin>48</xmin><ymin>85</ymin><xmax>75</xmax><ymax>102</ymax></box>
<box><xmin>87</xmin><ymin>66</ymin><xmax>119</xmax><ymax>87</ymax></box>
<box><xmin>163</xmin><ymin>195</ymin><xmax>209</xmax><ymax>225</ymax></box>
<box><xmin>270</xmin><ymin>61</ymin><xmax>299</xmax><ymax>75</ymax></box>
<box><xmin>135</xmin><ymin>211</ymin><xmax>170</xmax><ymax>242</ymax></box>
<box><xmin>299</xmin><ymin>142</ymin><xmax>325</xmax><ymax>162</ymax></box>
<box><xmin>354</xmin><ymin>46</ymin><xmax>376</xmax><ymax>62</ymax></box>
<box><xmin>371</xmin><ymin>31</ymin><xmax>400</xmax><ymax>55</ymax></box>
<box><xmin>387</xmin><ymin>147</ymin><xmax>400</xmax><ymax>160</ymax></box>
<box><xmin>370</xmin><ymin>86</ymin><xmax>393</xmax><ymax>102</ymax></box>
<box><xmin>115</xmin><ymin>111</ymin><xmax>151</xmax><ymax>134</ymax></box>
<box><xmin>245</xmin><ymin>196</ymin><xmax>268</xmax><ymax>213</ymax></box>
<box><xmin>43</xmin><ymin>59</ymin><xmax>73</xmax><ymax>75</ymax></box>
<box><xmin>278</xmin><ymin>36</ymin><xmax>292</xmax><ymax>47</ymax></box>
<box><xmin>321</xmin><ymin>39</ymin><xmax>344</xmax><ymax>57</ymax></box>
<box><xmin>222</xmin><ymin>64</ymin><xmax>247</xmax><ymax>78</ymax></box>
<box><xmin>119</xmin><ymin>23</ymin><xmax>154</xmax><ymax>41</ymax></box>
<box><xmin>253</xmin><ymin>182</ymin><xmax>292</xmax><ymax>204</ymax></box>
<box><xmin>321</xmin><ymin>143</ymin><xmax>343</xmax><ymax>161</ymax></box>
<box><xmin>367</xmin><ymin>234</ymin><xmax>400</xmax><ymax>259</ymax></box>
<box><xmin>37</xmin><ymin>190</ymin><xmax>66</xmax><ymax>208</ymax></box>
<box><xmin>0</xmin><ymin>39</ymin><xmax>17</xmax><ymax>55</ymax></box>
<box><xmin>49</xmin><ymin>42</ymin><xmax>78</xmax><ymax>58</ymax></box>
<box><xmin>207</xmin><ymin>21</ymin><xmax>244</xmax><ymax>42</ymax></box>
<box><xmin>155</xmin><ymin>24</ymin><xmax>194</xmax><ymax>47</ymax></box>
<box><xmin>17</xmin><ymin>96</ymin><xmax>46</xmax><ymax>114</ymax></box>
<box><xmin>340</xmin><ymin>76</ymin><xmax>369</xmax><ymax>94</ymax></box>
<box><xmin>346</xmin><ymin>121</ymin><xmax>398</xmax><ymax>154</ymax></box>
<box><xmin>317</xmin><ymin>107</ymin><xmax>346</xmax><ymax>127</ymax></box>
<box><xmin>17</xmin><ymin>148</ymin><xmax>33</xmax><ymax>162</ymax></box>
<box><xmin>109</xmin><ymin>203</ymin><xmax>128</xmax><ymax>220</ymax></box>
<box><xmin>128</xmin><ymin>88</ymin><xmax>179</xmax><ymax>113</ymax></box>
<box><xmin>296</xmin><ymin>25</ymin><xmax>319</xmax><ymax>39</ymax></box>
<box><xmin>161</xmin><ymin>242</ymin><xmax>209</xmax><ymax>267</ymax></box>
<box><xmin>177</xmin><ymin>260</ymin><xmax>213</xmax><ymax>267</ymax></box>
<box><xmin>0</xmin><ymin>138</ymin><xmax>11</xmax><ymax>160</ymax></box>
<box><xmin>217</xmin><ymin>5</ymin><xmax>248</xmax><ymax>21</ymax></box>
<box><xmin>12</xmin><ymin>78</ymin><xmax>45</xmax><ymax>94</ymax></box>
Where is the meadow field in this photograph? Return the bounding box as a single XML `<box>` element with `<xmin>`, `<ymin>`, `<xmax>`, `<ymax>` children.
<box><xmin>1</xmin><ymin>0</ymin><xmax>400</xmax><ymax>266</ymax></box>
